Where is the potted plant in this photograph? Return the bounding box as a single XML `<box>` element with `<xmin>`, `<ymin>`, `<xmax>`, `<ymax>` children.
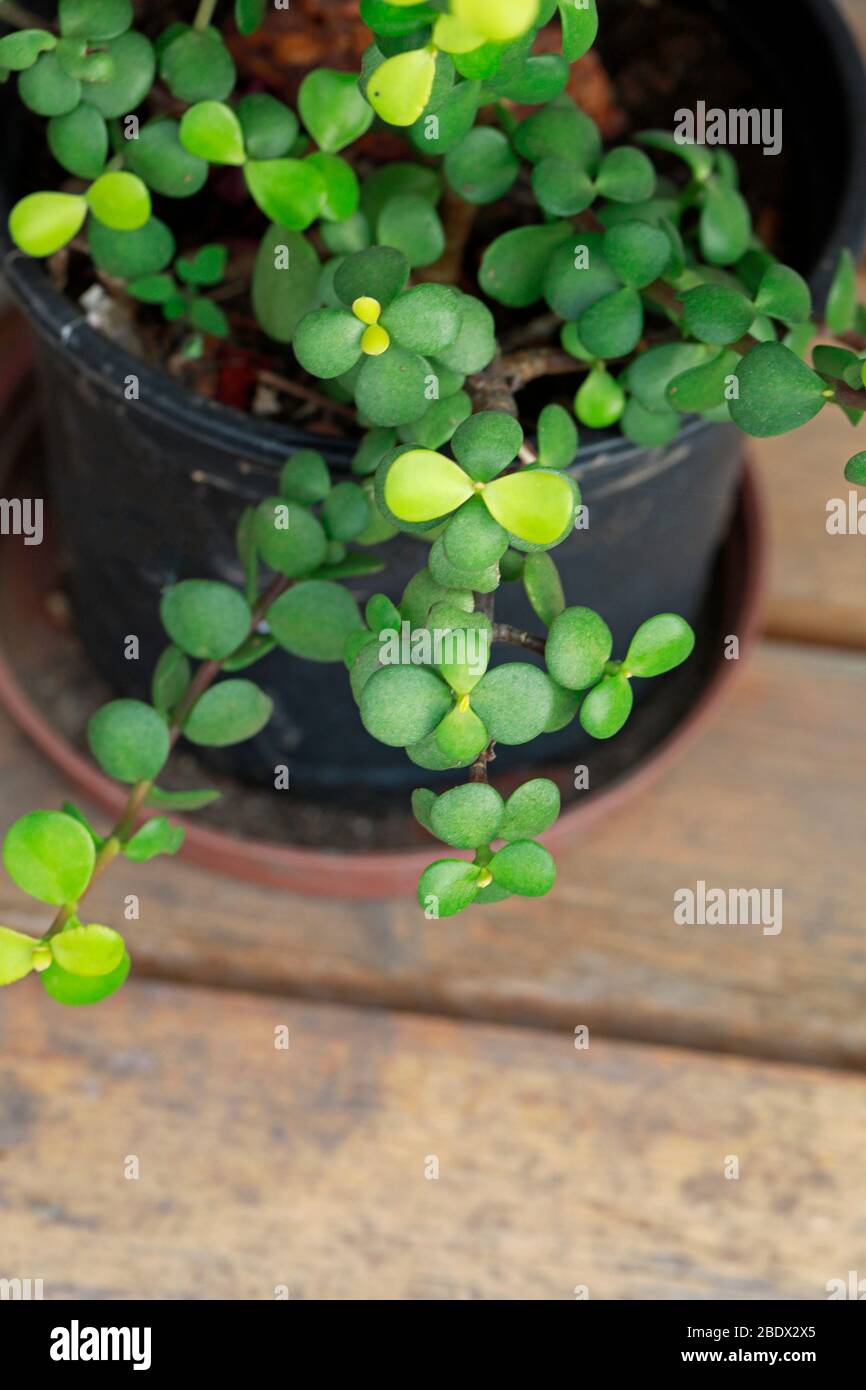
<box><xmin>1</xmin><ymin>0</ymin><xmax>865</xmax><ymax>1006</ymax></box>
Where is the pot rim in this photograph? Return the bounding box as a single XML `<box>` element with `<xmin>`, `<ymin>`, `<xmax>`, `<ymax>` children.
<box><xmin>1</xmin><ymin>0</ymin><xmax>865</xmax><ymax>474</ymax></box>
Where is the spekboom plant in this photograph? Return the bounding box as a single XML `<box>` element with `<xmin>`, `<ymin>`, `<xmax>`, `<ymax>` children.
<box><xmin>1</xmin><ymin>0</ymin><xmax>865</xmax><ymax>1003</ymax></box>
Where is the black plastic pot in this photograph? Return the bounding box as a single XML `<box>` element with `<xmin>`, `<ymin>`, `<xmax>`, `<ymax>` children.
<box><xmin>2</xmin><ymin>0</ymin><xmax>865</xmax><ymax>804</ymax></box>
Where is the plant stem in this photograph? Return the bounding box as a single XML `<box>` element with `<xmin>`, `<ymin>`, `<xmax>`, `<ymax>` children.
<box><xmin>257</xmin><ymin>368</ymin><xmax>359</xmax><ymax>424</ymax></box>
<box><xmin>193</xmin><ymin>0</ymin><xmax>219</xmax><ymax>31</ymax></box>
<box><xmin>493</xmin><ymin>623</ymin><xmax>546</xmax><ymax>654</ymax></box>
<box><xmin>469</xmin><ymin>744</ymin><xmax>496</xmax><ymax>783</ymax></box>
<box><xmin>45</xmin><ymin>574</ymin><xmax>290</xmax><ymax>939</ymax></box>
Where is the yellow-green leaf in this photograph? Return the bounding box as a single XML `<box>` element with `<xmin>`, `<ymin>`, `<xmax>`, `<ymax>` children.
<box><xmin>0</xmin><ymin>926</ymin><xmax>38</xmax><ymax>986</ymax></box>
<box><xmin>384</xmin><ymin>449</ymin><xmax>475</xmax><ymax>522</ymax></box>
<box><xmin>482</xmin><ymin>469</ymin><xmax>574</xmax><ymax>545</ymax></box>
<box><xmin>366</xmin><ymin>49</ymin><xmax>437</xmax><ymax>127</ymax></box>
<box><xmin>8</xmin><ymin>191</ymin><xmax>87</xmax><ymax>257</ymax></box>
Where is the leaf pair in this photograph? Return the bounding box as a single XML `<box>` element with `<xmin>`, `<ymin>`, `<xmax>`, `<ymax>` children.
<box><xmin>0</xmin><ymin>917</ymin><xmax>129</xmax><ymax>1007</ymax></box>
<box><xmin>418</xmin><ymin>838</ymin><xmax>556</xmax><ymax>918</ymax></box>
<box><xmin>413</xmin><ymin>777</ymin><xmax>560</xmax><ymax>850</ymax></box>
<box><xmin>545</xmin><ymin>609</ymin><xmax>695</xmax><ymax>739</ymax></box>
<box><xmin>127</xmin><ymin>244</ymin><xmax>230</xmax><ymax>339</ymax></box>
<box><xmin>9</xmin><ymin>170</ymin><xmax>151</xmax><ymax>258</ymax></box>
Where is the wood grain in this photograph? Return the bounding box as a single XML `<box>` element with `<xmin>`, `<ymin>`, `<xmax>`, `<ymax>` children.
<box><xmin>2</xmin><ymin>978</ymin><xmax>865</xmax><ymax>1301</ymax></box>
<box><xmin>2</xmin><ymin>640</ymin><xmax>865</xmax><ymax>1069</ymax></box>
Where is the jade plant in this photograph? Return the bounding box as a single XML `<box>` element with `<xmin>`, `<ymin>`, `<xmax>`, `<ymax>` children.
<box><xmin>1</xmin><ymin>0</ymin><xmax>865</xmax><ymax>1004</ymax></box>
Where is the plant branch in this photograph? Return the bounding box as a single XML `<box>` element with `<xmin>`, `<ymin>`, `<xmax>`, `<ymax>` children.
<box><xmin>46</xmin><ymin>574</ymin><xmax>290</xmax><ymax>938</ymax></box>
<box><xmin>257</xmin><ymin>368</ymin><xmax>359</xmax><ymax>423</ymax></box>
<box><xmin>469</xmin><ymin>743</ymin><xmax>497</xmax><ymax>783</ymax></box>
<box><xmin>493</xmin><ymin>623</ymin><xmax>546</xmax><ymax>654</ymax></box>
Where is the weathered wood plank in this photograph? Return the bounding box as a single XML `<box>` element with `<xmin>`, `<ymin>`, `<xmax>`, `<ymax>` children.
<box><xmin>1</xmin><ymin>641</ymin><xmax>865</xmax><ymax>1067</ymax></box>
<box><xmin>1</xmin><ymin>979</ymin><xmax>865</xmax><ymax>1300</ymax></box>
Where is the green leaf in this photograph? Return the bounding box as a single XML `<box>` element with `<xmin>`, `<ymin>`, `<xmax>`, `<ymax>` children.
<box><xmin>55</xmin><ymin>35</ymin><xmax>113</xmax><ymax>82</ymax></box>
<box><xmin>666</xmin><ymin>350</ymin><xmax>739</xmax><ymax>414</ymax></box>
<box><xmin>451</xmin><ymin>411</ymin><xmax>523</xmax><ymax>481</ymax></box>
<box><xmin>400</xmin><ymin>569</ymin><xmax>473</xmax><ymax>629</ymax></box>
<box><xmin>125</xmin><ymin>118</ymin><xmax>208</xmax><ymax>199</ymax></box>
<box><xmin>60</xmin><ymin>802</ymin><xmax>104</xmax><ymax>849</ymax></box>
<box><xmin>86</xmin><ymin>171</ymin><xmax>150</xmax><ymax>232</ymax></box>
<box><xmin>417</xmin><ymin>859</ymin><xmax>481</xmax><ymax>917</ymax></box>
<box><xmin>624</xmin><ymin>343</ymin><xmax>710</xmax><ymax>414</ymax></box>
<box><xmin>471</xmin><ymin>664</ymin><xmax>555</xmax><ymax>745</ymax></box>
<box><xmin>753</xmin><ymin>263</ymin><xmax>811</xmax><ymax>325</ymax></box>
<box><xmin>620</xmin><ymin>398</ymin><xmax>680</xmax><ymax>447</ymax></box>
<box><xmin>189</xmin><ymin>297</ymin><xmax>229</xmax><ymax>337</ymax></box>
<box><xmin>826</xmin><ymin>248</ymin><xmax>857</xmax><ymax>334</ymax></box>
<box><xmin>366</xmin><ymin>594</ymin><xmax>402</xmax><ymax>635</ymax></box>
<box><xmin>177</xmin><ymin>244</ymin><xmax>228</xmax><ymax>287</ymax></box>
<box><xmin>729</xmin><ymin>342</ymin><xmax>829</xmax><ymax>438</ymax></box>
<box><xmin>412</xmin><ymin>787</ymin><xmax>437</xmax><ymax>834</ymax></box>
<box><xmin>299</xmin><ymin>67</ymin><xmax>374</xmax><ymax>152</ymax></box>
<box><xmin>602</xmin><ymin>220</ymin><xmax>670</xmax><ymax>289</ymax></box>
<box><xmin>496</xmin><ymin>51</ymin><xmax>568</xmax><ymax>103</ymax></box>
<box><xmin>429</xmin><ymin>784</ymin><xmax>504</xmax><ymax>849</ymax></box>
<box><xmin>280</xmin><ymin>449</ymin><xmax>331</xmax><ymax>504</ymax></box>
<box><xmin>409</xmin><ymin>77</ymin><xmax>480</xmax><ymax>153</ymax></box>
<box><xmin>378</xmin><ymin>282</ymin><xmax>461</xmax><ymax>358</ymax></box>
<box><xmin>377</xmin><ymin>193</ymin><xmax>444</xmax><ymax>267</ymax></box>
<box><xmin>443</xmin><ymin>496</ymin><xmax>509</xmax><ymax>570</ymax></box>
<box><xmin>8</xmin><ymin>191</ymin><xmax>87</xmax><ymax>257</ymax></box>
<box><xmin>514</xmin><ymin>103</ymin><xmax>601</xmax><ymax>168</ymax></box>
<box><xmin>235</xmin><ymin>0</ymin><xmax>267</xmax><ymax>37</ymax></box>
<box><xmin>575</xmin><ymin>366</ymin><xmax>626</xmax><ymax>429</ymax></box>
<box><xmin>88</xmin><ymin>699</ymin><xmax>170</xmax><ymax>783</ymax></box>
<box><xmin>123</xmin><ymin>817</ymin><xmax>184</xmax><ymax>863</ymax></box>
<box><xmin>545</xmin><ymin>606</ymin><xmax>612</xmax><ymax>690</ymax></box>
<box><xmin>595</xmin><ymin>147</ymin><xmax>656</xmax><ymax>203</ymax></box>
<box><xmin>579</xmin><ymin>672</ymin><xmax>633</xmax><ymax>739</ymax></box>
<box><xmin>498</xmin><ymin>778</ymin><xmax>560</xmax><ymax>841</ymax></box>
<box><xmin>366</xmin><ymin>47</ymin><xmax>437</xmax><ymax>126</ymax></box>
<box><xmin>151</xmin><ymin>645</ymin><xmax>191</xmax><ymax>715</ymax></box>
<box><xmin>360</xmin><ymin>161</ymin><xmax>440</xmax><ymax>226</ymax></box>
<box><xmin>253</xmin><ymin>225</ymin><xmax>321</xmax><ymax>344</ymax></box>
<box><xmin>179</xmin><ymin>101</ymin><xmax>245</xmax><ymax>166</ymax></box>
<box><xmin>558</xmin><ymin>0</ymin><xmax>598</xmax><ymax>59</ymax></box>
<box><xmin>489</xmin><ymin>840</ymin><xmax>556</xmax><ymax>896</ymax></box>
<box><xmin>51</xmin><ymin>922</ymin><xmax>125</xmax><ymax>977</ymax></box>
<box><xmin>160</xmin><ymin>26</ymin><xmax>235</xmax><ymax>103</ymax></box>
<box><xmin>0</xmin><ymin>926</ymin><xmax>38</xmax><ymax>986</ymax></box>
<box><xmin>255</xmin><ymin>497</ymin><xmax>329</xmax><ymax>577</ymax></box>
<box><xmin>59</xmin><ymin>0</ymin><xmax>132</xmax><ymax>40</ymax></box>
<box><xmin>405</xmin><ymin>391</ymin><xmax>473</xmax><ymax>449</ymax></box>
<box><xmin>245</xmin><ymin>158</ymin><xmax>326</xmax><ymax>230</ymax></box>
<box><xmin>294</xmin><ymin>307</ymin><xmax>364</xmax><ymax>378</ymax></box>
<box><xmin>0</xmin><ymin>30</ymin><xmax>56</xmax><ymax>71</ymax></box>
<box><xmin>626</xmin><ymin>613</ymin><xmax>694</xmax><ymax>677</ymax></box>
<box><xmin>531</xmin><ymin>157</ymin><xmax>595</xmax><ymax>218</ymax></box>
<box><xmin>361</xmin><ymin>665</ymin><xmax>452</xmax><ymax>747</ymax></box>
<box><xmin>46</xmin><ymin>103</ymin><xmax>106</xmax><ymax>180</ymax></box>
<box><xmin>579</xmin><ymin>286</ymin><xmax>643</xmax><ymax>358</ymax></box>
<box><xmin>361</xmin><ymin>0</ymin><xmax>437</xmax><ymax>36</ymax></box>
<box><xmin>635</xmin><ymin>128</ymin><xmax>714</xmax><ymax>183</ymax></box>
<box><xmin>384</xmin><ymin>448</ymin><xmax>474</xmax><ymax>522</ymax></box>
<box><xmin>127</xmin><ymin>273</ymin><xmax>176</xmax><ymax>304</ymax></box>
<box><xmin>537</xmin><ymin>403</ymin><xmax>577</xmax><ymax>470</ymax></box>
<box><xmin>19</xmin><ymin>51</ymin><xmax>81</xmax><ymax>116</ymax></box>
<box><xmin>322</xmin><ymin>482</ymin><xmax>371</xmax><ymax>541</ymax></box>
<box><xmin>305</xmin><ymin>152</ymin><xmax>360</xmax><ymax>223</ymax></box>
<box><xmin>523</xmin><ymin>552</ymin><xmax>565</xmax><ymax>626</ymax></box>
<box><xmin>145</xmin><ymin>786</ymin><xmax>220</xmax><ymax>812</ymax></box>
<box><xmin>681</xmin><ymin>283</ymin><xmax>754</xmax><ymax>346</ymax></box>
<box><xmin>483</xmin><ymin>469</ymin><xmax>576</xmax><ymax>546</ymax></box>
<box><xmin>3</xmin><ymin>811</ymin><xmax>96</xmax><ymax>906</ymax></box>
<box><xmin>183</xmin><ymin>680</ymin><xmax>273</xmax><ymax>747</ymax></box>
<box><xmin>88</xmin><ymin>216</ymin><xmax>175</xmax><ymax>278</ymax></box>
<box><xmin>269</xmin><ymin>580</ymin><xmax>362</xmax><ymax>662</ymax></box>
<box><xmin>356</xmin><ymin>346</ymin><xmax>431</xmax><ymax>427</ymax></box>
<box><xmin>479</xmin><ymin>221</ymin><xmax>573</xmax><ymax>308</ymax></box>
<box><xmin>79</xmin><ymin>32</ymin><xmax>155</xmax><ymax>118</ymax></box>
<box><xmin>429</xmin><ymin>537</ymin><xmax>499</xmax><ymax>593</ymax></box>
<box><xmin>699</xmin><ymin>180</ymin><xmax>751</xmax><ymax>266</ymax></box>
<box><xmin>844</xmin><ymin>451</ymin><xmax>866</xmax><ymax>486</ymax></box>
<box><xmin>444</xmin><ymin>126</ymin><xmax>519</xmax><ymax>205</ymax></box>
<box><xmin>543</xmin><ymin>232</ymin><xmax>620</xmax><ymax>320</ymax></box>
<box><xmin>431</xmin><ymin>293</ymin><xmax>496</xmax><ymax>373</ymax></box>
<box><xmin>453</xmin><ymin>0</ymin><xmax>540</xmax><ymax>41</ymax></box>
<box><xmin>221</xmin><ymin>632</ymin><xmax>277</xmax><ymax>671</ymax></box>
<box><xmin>334</xmin><ymin>245</ymin><xmax>409</xmax><ymax>309</ymax></box>
<box><xmin>40</xmin><ymin>950</ymin><xmax>130</xmax><ymax>1005</ymax></box>
<box><xmin>160</xmin><ymin>580</ymin><xmax>251</xmax><ymax>661</ymax></box>
<box><xmin>237</xmin><ymin>92</ymin><xmax>298</xmax><ymax>160</ymax></box>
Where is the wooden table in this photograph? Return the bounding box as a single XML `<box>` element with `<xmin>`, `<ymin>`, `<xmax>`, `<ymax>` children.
<box><xmin>3</xmin><ymin>8</ymin><xmax>866</xmax><ymax>1301</ymax></box>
